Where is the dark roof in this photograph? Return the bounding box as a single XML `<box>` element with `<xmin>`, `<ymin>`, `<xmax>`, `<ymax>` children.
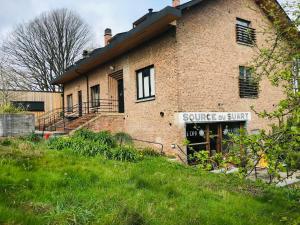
<box><xmin>52</xmin><ymin>6</ymin><xmax>181</xmax><ymax>85</ymax></box>
<box><xmin>52</xmin><ymin>0</ymin><xmax>292</xmax><ymax>85</ymax></box>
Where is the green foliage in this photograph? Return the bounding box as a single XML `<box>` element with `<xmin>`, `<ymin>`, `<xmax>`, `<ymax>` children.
<box><xmin>193</xmin><ymin>151</ymin><xmax>213</xmax><ymax>171</ymax></box>
<box><xmin>20</xmin><ymin>132</ymin><xmax>42</xmax><ymax>143</ymax></box>
<box><xmin>73</xmin><ymin>129</ymin><xmax>116</xmax><ymax>147</ymax></box>
<box><xmin>140</xmin><ymin>147</ymin><xmax>161</xmax><ymax>157</ymax></box>
<box><xmin>0</xmin><ymin>103</ymin><xmax>24</xmax><ymax>114</ymax></box>
<box><xmin>0</xmin><ymin>144</ymin><xmax>299</xmax><ymax>225</ymax></box>
<box><xmin>224</xmin><ymin>1</ymin><xmax>300</xmax><ymax>184</ymax></box>
<box><xmin>48</xmin><ymin>130</ymin><xmax>139</xmax><ymax>162</ymax></box>
<box><xmin>114</xmin><ymin>132</ymin><xmax>133</xmax><ymax>146</ymax></box>
<box><xmin>111</xmin><ymin>146</ymin><xmax>140</xmax><ymax>162</ymax></box>
<box><xmin>0</xmin><ymin>138</ymin><xmax>12</xmax><ymax>146</ymax></box>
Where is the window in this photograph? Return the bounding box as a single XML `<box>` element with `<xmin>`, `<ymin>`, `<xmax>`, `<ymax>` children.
<box><xmin>136</xmin><ymin>66</ymin><xmax>155</xmax><ymax>100</ymax></box>
<box><xmin>11</xmin><ymin>101</ymin><xmax>45</xmax><ymax>112</ymax></box>
<box><xmin>67</xmin><ymin>94</ymin><xmax>73</xmax><ymax>112</ymax></box>
<box><xmin>236</xmin><ymin>18</ymin><xmax>256</xmax><ymax>45</ymax></box>
<box><xmin>239</xmin><ymin>66</ymin><xmax>259</xmax><ymax>98</ymax></box>
<box><xmin>91</xmin><ymin>85</ymin><xmax>100</xmax><ymax>107</ymax></box>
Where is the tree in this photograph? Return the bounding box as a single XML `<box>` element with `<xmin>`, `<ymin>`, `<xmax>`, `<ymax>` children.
<box><xmin>2</xmin><ymin>8</ymin><xmax>91</xmax><ymax>92</ymax></box>
<box><xmin>228</xmin><ymin>0</ymin><xmax>300</xmax><ymax>184</ymax></box>
<box><xmin>0</xmin><ymin>55</ymin><xmax>16</xmax><ymax>104</ymax></box>
<box><xmin>187</xmin><ymin>1</ymin><xmax>299</xmax><ymax>184</ymax></box>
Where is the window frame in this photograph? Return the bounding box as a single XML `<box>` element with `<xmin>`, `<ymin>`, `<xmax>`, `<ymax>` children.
<box><xmin>239</xmin><ymin>66</ymin><xmax>259</xmax><ymax>99</ymax></box>
<box><xmin>90</xmin><ymin>84</ymin><xmax>100</xmax><ymax>108</ymax></box>
<box><xmin>236</xmin><ymin>18</ymin><xmax>256</xmax><ymax>46</ymax></box>
<box><xmin>136</xmin><ymin>65</ymin><xmax>155</xmax><ymax>101</ymax></box>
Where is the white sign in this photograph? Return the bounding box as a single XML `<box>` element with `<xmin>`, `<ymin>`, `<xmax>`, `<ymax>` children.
<box><xmin>178</xmin><ymin>112</ymin><xmax>251</xmax><ymax>124</ymax></box>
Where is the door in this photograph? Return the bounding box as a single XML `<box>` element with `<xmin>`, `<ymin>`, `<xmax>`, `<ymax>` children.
<box><xmin>118</xmin><ymin>79</ymin><xmax>125</xmax><ymax>113</ymax></box>
<box><xmin>209</xmin><ymin>123</ymin><xmax>221</xmax><ymax>156</ymax></box>
<box><xmin>186</xmin><ymin>123</ymin><xmax>208</xmax><ymax>164</ymax></box>
<box><xmin>78</xmin><ymin>91</ymin><xmax>82</xmax><ymax>117</ymax></box>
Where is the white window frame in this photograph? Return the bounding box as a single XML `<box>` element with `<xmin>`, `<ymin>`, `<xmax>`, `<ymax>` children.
<box><xmin>136</xmin><ymin>66</ymin><xmax>155</xmax><ymax>100</ymax></box>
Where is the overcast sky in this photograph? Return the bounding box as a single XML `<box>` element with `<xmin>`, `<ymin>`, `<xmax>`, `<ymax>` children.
<box><xmin>0</xmin><ymin>0</ymin><xmax>285</xmax><ymax>47</ymax></box>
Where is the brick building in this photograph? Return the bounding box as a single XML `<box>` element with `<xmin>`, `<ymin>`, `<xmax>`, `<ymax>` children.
<box><xmin>52</xmin><ymin>0</ymin><xmax>289</xmax><ymax>162</ymax></box>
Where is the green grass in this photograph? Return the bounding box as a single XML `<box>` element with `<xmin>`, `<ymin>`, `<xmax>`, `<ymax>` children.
<box><xmin>0</xmin><ymin>140</ymin><xmax>299</xmax><ymax>225</ymax></box>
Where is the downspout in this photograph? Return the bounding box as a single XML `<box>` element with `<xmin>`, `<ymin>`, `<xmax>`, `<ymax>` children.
<box><xmin>62</xmin><ymin>85</ymin><xmax>65</xmax><ymax>115</ymax></box>
<box><xmin>86</xmin><ymin>75</ymin><xmax>89</xmax><ymax>114</ymax></box>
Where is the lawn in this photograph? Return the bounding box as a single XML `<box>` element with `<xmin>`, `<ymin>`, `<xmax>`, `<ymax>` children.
<box><xmin>0</xmin><ymin>137</ymin><xmax>299</xmax><ymax>225</ymax></box>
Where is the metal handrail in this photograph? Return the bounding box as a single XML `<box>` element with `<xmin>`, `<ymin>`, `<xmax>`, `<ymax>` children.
<box><xmin>133</xmin><ymin>138</ymin><xmax>164</xmax><ymax>154</ymax></box>
<box><xmin>38</xmin><ymin>98</ymin><xmax>119</xmax><ymax>132</ymax></box>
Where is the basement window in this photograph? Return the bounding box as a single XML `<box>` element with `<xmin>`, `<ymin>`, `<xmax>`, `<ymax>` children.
<box><xmin>67</xmin><ymin>94</ymin><xmax>73</xmax><ymax>112</ymax></box>
<box><xmin>11</xmin><ymin>101</ymin><xmax>45</xmax><ymax>112</ymax></box>
<box><xmin>136</xmin><ymin>66</ymin><xmax>155</xmax><ymax>100</ymax></box>
<box><xmin>91</xmin><ymin>85</ymin><xmax>100</xmax><ymax>107</ymax></box>
<box><xmin>239</xmin><ymin>66</ymin><xmax>259</xmax><ymax>98</ymax></box>
<box><xmin>236</xmin><ymin>18</ymin><xmax>256</xmax><ymax>46</ymax></box>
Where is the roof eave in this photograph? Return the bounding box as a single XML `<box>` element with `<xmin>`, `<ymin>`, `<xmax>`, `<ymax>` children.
<box><xmin>52</xmin><ymin>6</ymin><xmax>181</xmax><ymax>85</ymax></box>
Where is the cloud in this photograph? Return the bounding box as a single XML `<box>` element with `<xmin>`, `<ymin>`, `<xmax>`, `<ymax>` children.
<box><xmin>0</xmin><ymin>0</ymin><xmax>285</xmax><ymax>47</ymax></box>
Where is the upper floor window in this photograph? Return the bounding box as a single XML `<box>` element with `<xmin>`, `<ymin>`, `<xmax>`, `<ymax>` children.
<box><xmin>236</xmin><ymin>18</ymin><xmax>256</xmax><ymax>46</ymax></box>
<box><xmin>67</xmin><ymin>94</ymin><xmax>73</xmax><ymax>112</ymax></box>
<box><xmin>91</xmin><ymin>85</ymin><xmax>100</xmax><ymax>107</ymax></box>
<box><xmin>239</xmin><ymin>66</ymin><xmax>259</xmax><ymax>98</ymax></box>
<box><xmin>136</xmin><ymin>66</ymin><xmax>155</xmax><ymax>100</ymax></box>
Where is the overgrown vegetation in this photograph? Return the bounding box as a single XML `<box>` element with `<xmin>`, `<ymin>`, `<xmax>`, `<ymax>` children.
<box><xmin>0</xmin><ymin>103</ymin><xmax>24</xmax><ymax>114</ymax></box>
<box><xmin>226</xmin><ymin>1</ymin><xmax>300</xmax><ymax>183</ymax></box>
<box><xmin>185</xmin><ymin>1</ymin><xmax>300</xmax><ymax>184</ymax></box>
<box><xmin>48</xmin><ymin>129</ymin><xmax>140</xmax><ymax>162</ymax></box>
<box><xmin>0</xmin><ymin>137</ymin><xmax>299</xmax><ymax>225</ymax></box>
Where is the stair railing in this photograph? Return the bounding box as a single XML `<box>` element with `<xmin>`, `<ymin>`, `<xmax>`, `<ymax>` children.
<box><xmin>38</xmin><ymin>98</ymin><xmax>119</xmax><ymax>132</ymax></box>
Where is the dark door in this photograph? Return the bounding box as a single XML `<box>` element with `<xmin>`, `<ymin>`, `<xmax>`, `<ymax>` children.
<box><xmin>118</xmin><ymin>79</ymin><xmax>125</xmax><ymax>113</ymax></box>
<box><xmin>78</xmin><ymin>91</ymin><xmax>83</xmax><ymax>117</ymax></box>
<box><xmin>186</xmin><ymin>123</ymin><xmax>207</xmax><ymax>164</ymax></box>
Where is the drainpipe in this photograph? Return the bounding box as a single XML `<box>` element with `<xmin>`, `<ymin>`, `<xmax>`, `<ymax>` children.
<box><xmin>62</xmin><ymin>85</ymin><xmax>65</xmax><ymax>116</ymax></box>
<box><xmin>86</xmin><ymin>75</ymin><xmax>89</xmax><ymax>114</ymax></box>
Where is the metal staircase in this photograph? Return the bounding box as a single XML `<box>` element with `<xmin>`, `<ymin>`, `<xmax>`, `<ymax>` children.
<box><xmin>37</xmin><ymin>99</ymin><xmax>119</xmax><ymax>133</ymax></box>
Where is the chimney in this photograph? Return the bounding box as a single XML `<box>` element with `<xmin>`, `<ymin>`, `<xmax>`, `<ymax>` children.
<box><xmin>104</xmin><ymin>28</ymin><xmax>112</xmax><ymax>46</ymax></box>
<box><xmin>172</xmin><ymin>0</ymin><xmax>180</xmax><ymax>7</ymax></box>
<box><xmin>82</xmin><ymin>50</ymin><xmax>89</xmax><ymax>58</ymax></box>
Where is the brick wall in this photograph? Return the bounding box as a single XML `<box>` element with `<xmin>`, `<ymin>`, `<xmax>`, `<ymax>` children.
<box><xmin>63</xmin><ymin>0</ymin><xmax>286</xmax><ymax>157</ymax></box>
<box><xmin>82</xmin><ymin>113</ymin><xmax>125</xmax><ymax>133</ymax></box>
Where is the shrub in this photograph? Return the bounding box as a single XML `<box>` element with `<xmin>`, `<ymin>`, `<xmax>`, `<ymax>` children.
<box><xmin>0</xmin><ymin>103</ymin><xmax>24</xmax><ymax>114</ymax></box>
<box><xmin>18</xmin><ymin>142</ymin><xmax>35</xmax><ymax>151</ymax></box>
<box><xmin>111</xmin><ymin>146</ymin><xmax>140</xmax><ymax>162</ymax></box>
<box><xmin>21</xmin><ymin>133</ymin><xmax>41</xmax><ymax>143</ymax></box>
<box><xmin>140</xmin><ymin>147</ymin><xmax>161</xmax><ymax>157</ymax></box>
<box><xmin>286</xmin><ymin>152</ymin><xmax>300</xmax><ymax>170</ymax></box>
<box><xmin>114</xmin><ymin>132</ymin><xmax>133</xmax><ymax>146</ymax></box>
<box><xmin>48</xmin><ymin>137</ymin><xmax>73</xmax><ymax>151</ymax></box>
<box><xmin>73</xmin><ymin>129</ymin><xmax>116</xmax><ymax>147</ymax></box>
<box><xmin>48</xmin><ymin>130</ymin><xmax>143</xmax><ymax>162</ymax></box>
<box><xmin>0</xmin><ymin>138</ymin><xmax>12</xmax><ymax>146</ymax></box>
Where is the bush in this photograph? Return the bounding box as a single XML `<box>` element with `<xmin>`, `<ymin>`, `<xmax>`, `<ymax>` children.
<box><xmin>20</xmin><ymin>133</ymin><xmax>41</xmax><ymax>143</ymax></box>
<box><xmin>287</xmin><ymin>152</ymin><xmax>300</xmax><ymax>170</ymax></box>
<box><xmin>48</xmin><ymin>130</ymin><xmax>162</xmax><ymax>162</ymax></box>
<box><xmin>73</xmin><ymin>129</ymin><xmax>116</xmax><ymax>147</ymax></box>
<box><xmin>114</xmin><ymin>132</ymin><xmax>133</xmax><ymax>146</ymax></box>
<box><xmin>0</xmin><ymin>103</ymin><xmax>24</xmax><ymax>114</ymax></box>
<box><xmin>111</xmin><ymin>146</ymin><xmax>140</xmax><ymax>162</ymax></box>
<box><xmin>140</xmin><ymin>147</ymin><xmax>161</xmax><ymax>157</ymax></box>
<box><xmin>0</xmin><ymin>138</ymin><xmax>12</xmax><ymax>146</ymax></box>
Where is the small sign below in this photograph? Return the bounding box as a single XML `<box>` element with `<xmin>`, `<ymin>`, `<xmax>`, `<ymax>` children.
<box><xmin>178</xmin><ymin>112</ymin><xmax>251</xmax><ymax>124</ymax></box>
